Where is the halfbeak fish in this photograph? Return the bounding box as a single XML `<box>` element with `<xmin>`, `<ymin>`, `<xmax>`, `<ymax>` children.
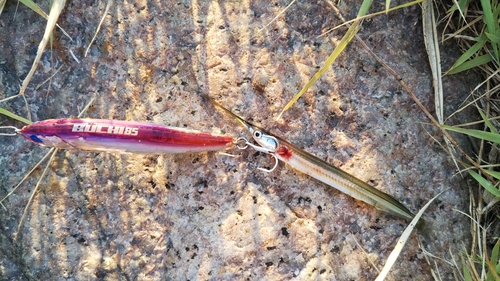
<box><xmin>204</xmin><ymin>95</ymin><xmax>419</xmax><ymax>223</ymax></box>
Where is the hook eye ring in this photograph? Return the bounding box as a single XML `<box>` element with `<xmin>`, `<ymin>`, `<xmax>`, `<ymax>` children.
<box><xmin>234</xmin><ymin>137</ymin><xmax>249</xmax><ymax>150</ymax></box>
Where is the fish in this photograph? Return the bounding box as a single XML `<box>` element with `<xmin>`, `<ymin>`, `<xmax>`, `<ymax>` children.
<box><xmin>204</xmin><ymin>95</ymin><xmax>420</xmax><ymax>223</ymax></box>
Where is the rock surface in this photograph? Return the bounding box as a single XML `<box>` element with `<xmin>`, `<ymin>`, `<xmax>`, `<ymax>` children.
<box><xmin>0</xmin><ymin>0</ymin><xmax>478</xmax><ymax>280</ymax></box>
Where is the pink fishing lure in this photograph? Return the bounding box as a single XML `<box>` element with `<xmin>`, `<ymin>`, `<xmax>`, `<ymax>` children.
<box><xmin>19</xmin><ymin>119</ymin><xmax>234</xmax><ymax>154</ymax></box>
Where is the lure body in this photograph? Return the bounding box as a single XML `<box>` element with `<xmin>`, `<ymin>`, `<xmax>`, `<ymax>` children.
<box><xmin>20</xmin><ymin>118</ymin><xmax>233</xmax><ymax>154</ymax></box>
<box><xmin>205</xmin><ymin>96</ymin><xmax>417</xmax><ymax>222</ymax></box>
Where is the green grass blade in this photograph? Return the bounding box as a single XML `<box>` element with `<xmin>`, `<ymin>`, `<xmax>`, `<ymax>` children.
<box><xmin>485</xmin><ymin>239</ymin><xmax>500</xmax><ymax>280</ymax></box>
<box><xmin>276</xmin><ymin>0</ymin><xmax>374</xmax><ymax>120</ymax></box>
<box><xmin>485</xmin><ymin>31</ymin><xmax>500</xmax><ymax>45</ymax></box>
<box><xmin>19</xmin><ymin>0</ymin><xmax>49</xmax><ymax>19</ymax></box>
<box><xmin>483</xmin><ymin>169</ymin><xmax>500</xmax><ymax>181</ymax></box>
<box><xmin>445</xmin><ymin>38</ymin><xmax>486</xmax><ymax>74</ymax></box>
<box><xmin>455</xmin><ymin>37</ymin><xmax>486</xmax><ymax>65</ymax></box>
<box><xmin>358</xmin><ymin>0</ymin><xmax>374</xmax><ymax>16</ymax></box>
<box><xmin>478</xmin><ymin>107</ymin><xmax>497</xmax><ymax>133</ymax></box>
<box><xmin>491</xmin><ymin>239</ymin><xmax>499</xmax><ymax>271</ymax></box>
<box><xmin>462</xmin><ymin>254</ymin><xmax>473</xmax><ymax>281</ymax></box>
<box><xmin>0</xmin><ymin>108</ymin><xmax>32</xmax><ymax>124</ymax></box>
<box><xmin>442</xmin><ymin>124</ymin><xmax>500</xmax><ymax>144</ymax></box>
<box><xmin>276</xmin><ymin>22</ymin><xmax>360</xmax><ymax>120</ymax></box>
<box><xmin>468</xmin><ymin>170</ymin><xmax>500</xmax><ymax>197</ymax></box>
<box><xmin>447</xmin><ymin>0</ymin><xmax>471</xmax><ymax>14</ymax></box>
<box><xmin>480</xmin><ymin>0</ymin><xmax>499</xmax><ymax>61</ymax></box>
<box><xmin>447</xmin><ymin>54</ymin><xmax>493</xmax><ymax>75</ymax></box>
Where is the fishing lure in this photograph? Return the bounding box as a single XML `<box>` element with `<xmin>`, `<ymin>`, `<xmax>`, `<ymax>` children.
<box><xmin>0</xmin><ymin>118</ymin><xmax>234</xmax><ymax>154</ymax></box>
<box><xmin>203</xmin><ymin>95</ymin><xmax>419</xmax><ymax>223</ymax></box>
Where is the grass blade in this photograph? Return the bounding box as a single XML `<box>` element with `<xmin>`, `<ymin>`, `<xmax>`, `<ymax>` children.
<box><xmin>375</xmin><ymin>189</ymin><xmax>448</xmax><ymax>281</ymax></box>
<box><xmin>19</xmin><ymin>0</ymin><xmax>71</xmax><ymax>40</ymax></box>
<box><xmin>320</xmin><ymin>0</ymin><xmax>424</xmax><ymax>37</ymax></box>
<box><xmin>422</xmin><ymin>0</ymin><xmax>443</xmax><ymax>124</ymax></box>
<box><xmin>442</xmin><ymin>124</ymin><xmax>500</xmax><ymax>144</ymax></box>
<box><xmin>0</xmin><ymin>0</ymin><xmax>6</xmax><ymax>16</ymax></box>
<box><xmin>484</xmin><ymin>238</ymin><xmax>500</xmax><ymax>280</ymax></box>
<box><xmin>478</xmin><ymin>107</ymin><xmax>497</xmax><ymax>134</ymax></box>
<box><xmin>276</xmin><ymin>21</ymin><xmax>360</xmax><ymax>120</ymax></box>
<box><xmin>468</xmin><ymin>169</ymin><xmax>500</xmax><ymax>197</ymax></box>
<box><xmin>18</xmin><ymin>0</ymin><xmax>66</xmax><ymax>97</ymax></box>
<box><xmin>447</xmin><ymin>54</ymin><xmax>493</xmax><ymax>75</ymax></box>
<box><xmin>479</xmin><ymin>0</ymin><xmax>499</xmax><ymax>61</ymax></box>
<box><xmin>0</xmin><ymin>108</ymin><xmax>32</xmax><ymax>124</ymax></box>
<box><xmin>358</xmin><ymin>0</ymin><xmax>374</xmax><ymax>15</ymax></box>
<box><xmin>19</xmin><ymin>0</ymin><xmax>49</xmax><ymax>18</ymax></box>
<box><xmin>276</xmin><ymin>0</ymin><xmax>374</xmax><ymax>120</ymax></box>
<box><xmin>491</xmin><ymin>239</ymin><xmax>499</xmax><ymax>271</ymax></box>
<box><xmin>485</xmin><ymin>239</ymin><xmax>500</xmax><ymax>281</ymax></box>
<box><xmin>482</xmin><ymin>169</ymin><xmax>500</xmax><ymax>181</ymax></box>
<box><xmin>461</xmin><ymin>252</ymin><xmax>474</xmax><ymax>281</ymax></box>
<box><xmin>485</xmin><ymin>32</ymin><xmax>500</xmax><ymax>45</ymax></box>
<box><xmin>445</xmin><ymin>38</ymin><xmax>486</xmax><ymax>74</ymax></box>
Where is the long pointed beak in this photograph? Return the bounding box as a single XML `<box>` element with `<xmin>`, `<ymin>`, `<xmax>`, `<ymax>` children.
<box><xmin>202</xmin><ymin>95</ymin><xmax>258</xmax><ymax>134</ymax></box>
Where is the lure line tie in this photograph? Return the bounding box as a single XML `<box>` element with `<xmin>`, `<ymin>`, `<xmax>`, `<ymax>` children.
<box><xmin>0</xmin><ymin>126</ymin><xmax>20</xmax><ymax>136</ymax></box>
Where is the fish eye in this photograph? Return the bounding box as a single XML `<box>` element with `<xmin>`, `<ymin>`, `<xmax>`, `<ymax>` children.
<box><xmin>253</xmin><ymin>131</ymin><xmax>262</xmax><ymax>138</ymax></box>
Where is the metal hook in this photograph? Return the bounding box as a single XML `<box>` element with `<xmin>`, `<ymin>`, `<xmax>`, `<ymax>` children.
<box><xmin>0</xmin><ymin>126</ymin><xmax>20</xmax><ymax>136</ymax></box>
<box><xmin>235</xmin><ymin>136</ymin><xmax>279</xmax><ymax>173</ymax></box>
<box><xmin>257</xmin><ymin>153</ymin><xmax>278</xmax><ymax>173</ymax></box>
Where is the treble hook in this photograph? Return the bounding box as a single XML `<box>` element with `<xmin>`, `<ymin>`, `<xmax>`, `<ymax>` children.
<box><xmin>257</xmin><ymin>154</ymin><xmax>278</xmax><ymax>173</ymax></box>
<box><xmin>234</xmin><ymin>137</ymin><xmax>279</xmax><ymax>173</ymax></box>
<box><xmin>0</xmin><ymin>126</ymin><xmax>20</xmax><ymax>136</ymax></box>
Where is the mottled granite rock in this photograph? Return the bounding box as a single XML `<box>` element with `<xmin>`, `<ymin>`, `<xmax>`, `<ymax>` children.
<box><xmin>0</xmin><ymin>0</ymin><xmax>479</xmax><ymax>280</ymax></box>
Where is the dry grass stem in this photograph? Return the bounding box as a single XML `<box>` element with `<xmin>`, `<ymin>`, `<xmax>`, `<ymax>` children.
<box><xmin>84</xmin><ymin>0</ymin><xmax>112</xmax><ymax>57</ymax></box>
